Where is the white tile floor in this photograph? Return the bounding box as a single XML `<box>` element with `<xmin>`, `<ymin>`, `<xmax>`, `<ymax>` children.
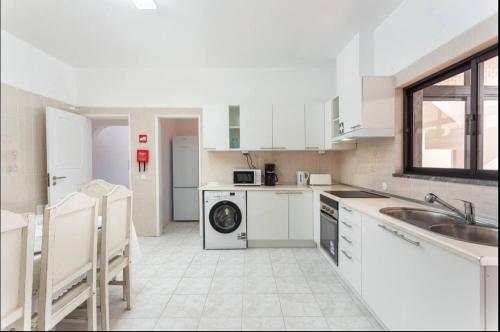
<box><xmin>59</xmin><ymin>222</ymin><xmax>383</xmax><ymax>331</ymax></box>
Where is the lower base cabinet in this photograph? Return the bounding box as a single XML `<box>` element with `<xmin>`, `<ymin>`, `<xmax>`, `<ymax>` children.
<box><xmin>247</xmin><ymin>190</ymin><xmax>313</xmax><ymax>242</ymax></box>
<box><xmin>362</xmin><ymin>215</ymin><xmax>482</xmax><ymax>330</ymax></box>
<box><xmin>247</xmin><ymin>191</ymin><xmax>289</xmax><ymax>240</ymax></box>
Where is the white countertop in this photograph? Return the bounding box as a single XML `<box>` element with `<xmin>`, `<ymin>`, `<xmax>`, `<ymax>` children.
<box><xmin>199</xmin><ymin>184</ymin><xmax>313</xmax><ymax>191</ymax></box>
<box><xmin>312</xmin><ymin>185</ymin><xmax>498</xmax><ymax>267</ymax></box>
<box><xmin>200</xmin><ymin>183</ymin><xmax>498</xmax><ymax>266</ymax></box>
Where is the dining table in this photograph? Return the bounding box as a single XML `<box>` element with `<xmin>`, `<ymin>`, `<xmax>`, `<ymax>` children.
<box><xmin>32</xmin><ymin>214</ymin><xmax>141</xmax><ymax>297</ymax></box>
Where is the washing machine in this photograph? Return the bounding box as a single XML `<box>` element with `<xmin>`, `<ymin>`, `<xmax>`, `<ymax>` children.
<box><xmin>204</xmin><ymin>191</ymin><xmax>247</xmax><ymax>249</ymax></box>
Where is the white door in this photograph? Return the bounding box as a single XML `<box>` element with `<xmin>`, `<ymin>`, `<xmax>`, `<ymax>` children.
<box><xmin>46</xmin><ymin>107</ymin><xmax>92</xmax><ymax>204</ymax></box>
<box><xmin>305</xmin><ymin>104</ymin><xmax>325</xmax><ymax>150</ymax></box>
<box><xmin>202</xmin><ymin>105</ymin><xmax>229</xmax><ymax>150</ymax></box>
<box><xmin>247</xmin><ymin>191</ymin><xmax>288</xmax><ymax>240</ymax></box>
<box><xmin>288</xmin><ymin>191</ymin><xmax>313</xmax><ymax>240</ymax></box>
<box><xmin>240</xmin><ymin>103</ymin><xmax>273</xmax><ymax>150</ymax></box>
<box><xmin>272</xmin><ymin>104</ymin><xmax>305</xmax><ymax>150</ymax></box>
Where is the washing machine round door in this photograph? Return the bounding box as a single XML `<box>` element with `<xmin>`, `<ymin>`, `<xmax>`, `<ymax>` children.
<box><xmin>209</xmin><ymin>201</ymin><xmax>242</xmax><ymax>234</ymax></box>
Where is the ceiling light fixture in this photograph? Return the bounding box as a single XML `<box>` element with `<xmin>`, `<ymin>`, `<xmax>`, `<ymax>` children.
<box><xmin>132</xmin><ymin>0</ymin><xmax>157</xmax><ymax>10</ymax></box>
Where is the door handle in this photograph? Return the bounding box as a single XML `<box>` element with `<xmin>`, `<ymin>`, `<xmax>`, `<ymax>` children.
<box><xmin>52</xmin><ymin>176</ymin><xmax>67</xmax><ymax>186</ymax></box>
<box><xmin>341</xmin><ymin>250</ymin><xmax>352</xmax><ymax>260</ymax></box>
<box><xmin>341</xmin><ymin>221</ymin><xmax>352</xmax><ymax>229</ymax></box>
<box><xmin>341</xmin><ymin>235</ymin><xmax>352</xmax><ymax>244</ymax></box>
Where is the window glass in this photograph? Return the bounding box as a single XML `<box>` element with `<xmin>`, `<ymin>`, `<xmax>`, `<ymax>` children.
<box><xmin>478</xmin><ymin>56</ymin><xmax>498</xmax><ymax>170</ymax></box>
<box><xmin>412</xmin><ymin>69</ymin><xmax>471</xmax><ymax>169</ymax></box>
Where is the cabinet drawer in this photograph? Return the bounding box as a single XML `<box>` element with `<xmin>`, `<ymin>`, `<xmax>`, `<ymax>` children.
<box><xmin>339</xmin><ymin>217</ymin><xmax>361</xmax><ymax>240</ymax></box>
<box><xmin>339</xmin><ymin>233</ymin><xmax>361</xmax><ymax>258</ymax></box>
<box><xmin>339</xmin><ymin>204</ymin><xmax>361</xmax><ymax>224</ymax></box>
<box><xmin>338</xmin><ymin>246</ymin><xmax>362</xmax><ymax>294</ymax></box>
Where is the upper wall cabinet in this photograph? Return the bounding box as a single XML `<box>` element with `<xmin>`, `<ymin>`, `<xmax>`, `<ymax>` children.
<box><xmin>202</xmin><ymin>105</ymin><xmax>241</xmax><ymax>150</ymax></box>
<box><xmin>305</xmin><ymin>104</ymin><xmax>325</xmax><ymax>150</ymax></box>
<box><xmin>240</xmin><ymin>103</ymin><xmax>273</xmax><ymax>150</ymax></box>
<box><xmin>272</xmin><ymin>104</ymin><xmax>305</xmax><ymax>150</ymax></box>
<box><xmin>202</xmin><ymin>105</ymin><xmax>229</xmax><ymax>150</ymax></box>
<box><xmin>335</xmin><ymin>33</ymin><xmax>395</xmax><ymax>142</ymax></box>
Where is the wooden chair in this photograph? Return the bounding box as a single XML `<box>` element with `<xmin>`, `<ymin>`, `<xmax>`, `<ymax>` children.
<box><xmin>78</xmin><ymin>179</ymin><xmax>115</xmax><ymax>216</ymax></box>
<box><xmin>36</xmin><ymin>192</ymin><xmax>99</xmax><ymax>331</ymax></box>
<box><xmin>100</xmin><ymin>185</ymin><xmax>133</xmax><ymax>331</ymax></box>
<box><xmin>1</xmin><ymin>210</ymin><xmax>36</xmax><ymax>331</ymax></box>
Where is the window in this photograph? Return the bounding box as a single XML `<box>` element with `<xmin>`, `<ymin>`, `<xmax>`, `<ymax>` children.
<box><xmin>404</xmin><ymin>45</ymin><xmax>498</xmax><ymax>180</ymax></box>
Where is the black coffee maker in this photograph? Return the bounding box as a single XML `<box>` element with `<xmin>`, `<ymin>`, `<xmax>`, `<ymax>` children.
<box><xmin>264</xmin><ymin>163</ymin><xmax>278</xmax><ymax>186</ymax></box>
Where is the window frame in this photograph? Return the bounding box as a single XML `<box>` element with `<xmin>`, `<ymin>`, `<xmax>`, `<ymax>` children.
<box><xmin>403</xmin><ymin>44</ymin><xmax>498</xmax><ymax>181</ymax></box>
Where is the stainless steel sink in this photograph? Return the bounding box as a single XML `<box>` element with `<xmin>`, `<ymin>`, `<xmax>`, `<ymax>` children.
<box><xmin>429</xmin><ymin>223</ymin><xmax>498</xmax><ymax>247</ymax></box>
<box><xmin>379</xmin><ymin>207</ymin><xmax>465</xmax><ymax>228</ymax></box>
<box><xmin>379</xmin><ymin>207</ymin><xmax>498</xmax><ymax>247</ymax></box>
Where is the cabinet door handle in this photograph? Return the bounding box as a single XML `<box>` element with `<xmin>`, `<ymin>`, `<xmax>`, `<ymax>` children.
<box><xmin>350</xmin><ymin>124</ymin><xmax>361</xmax><ymax>130</ymax></box>
<box><xmin>378</xmin><ymin>224</ymin><xmax>398</xmax><ymax>235</ymax></box>
<box><xmin>341</xmin><ymin>221</ymin><xmax>352</xmax><ymax>229</ymax></box>
<box><xmin>341</xmin><ymin>250</ymin><xmax>352</xmax><ymax>260</ymax></box>
<box><xmin>273</xmin><ymin>147</ymin><xmax>287</xmax><ymax>150</ymax></box>
<box><xmin>305</xmin><ymin>147</ymin><xmax>319</xmax><ymax>150</ymax></box>
<box><xmin>341</xmin><ymin>235</ymin><xmax>352</xmax><ymax>244</ymax></box>
<box><xmin>288</xmin><ymin>192</ymin><xmax>303</xmax><ymax>195</ymax></box>
<box><xmin>204</xmin><ymin>147</ymin><xmax>216</xmax><ymax>150</ymax></box>
<box><xmin>397</xmin><ymin>233</ymin><xmax>420</xmax><ymax>246</ymax></box>
<box><xmin>341</xmin><ymin>206</ymin><xmax>352</xmax><ymax>213</ymax></box>
<box><xmin>260</xmin><ymin>147</ymin><xmax>273</xmax><ymax>150</ymax></box>
<box><xmin>275</xmin><ymin>192</ymin><xmax>289</xmax><ymax>195</ymax></box>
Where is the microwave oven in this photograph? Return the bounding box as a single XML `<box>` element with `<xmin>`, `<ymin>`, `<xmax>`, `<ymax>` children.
<box><xmin>233</xmin><ymin>169</ymin><xmax>262</xmax><ymax>186</ymax></box>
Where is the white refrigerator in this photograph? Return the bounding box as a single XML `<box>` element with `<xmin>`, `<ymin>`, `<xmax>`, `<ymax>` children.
<box><xmin>172</xmin><ymin>136</ymin><xmax>199</xmax><ymax>221</ymax></box>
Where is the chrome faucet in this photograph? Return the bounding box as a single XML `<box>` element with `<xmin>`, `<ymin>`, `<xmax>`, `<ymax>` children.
<box><xmin>424</xmin><ymin>193</ymin><xmax>475</xmax><ymax>225</ymax></box>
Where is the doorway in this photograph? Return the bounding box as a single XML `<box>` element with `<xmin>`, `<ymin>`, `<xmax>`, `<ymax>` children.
<box><xmin>90</xmin><ymin>116</ymin><xmax>131</xmax><ymax>188</ymax></box>
<box><xmin>157</xmin><ymin>117</ymin><xmax>200</xmax><ymax>234</ymax></box>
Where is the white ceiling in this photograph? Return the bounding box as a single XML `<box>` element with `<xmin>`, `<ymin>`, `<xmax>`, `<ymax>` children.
<box><xmin>1</xmin><ymin>0</ymin><xmax>402</xmax><ymax>68</ymax></box>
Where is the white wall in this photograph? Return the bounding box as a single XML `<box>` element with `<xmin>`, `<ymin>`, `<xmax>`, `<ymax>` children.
<box><xmin>76</xmin><ymin>67</ymin><xmax>336</xmax><ymax>107</ymax></box>
<box><xmin>91</xmin><ymin>119</ymin><xmax>130</xmax><ymax>187</ymax></box>
<box><xmin>373</xmin><ymin>0</ymin><xmax>498</xmax><ymax>76</ymax></box>
<box><xmin>0</xmin><ymin>30</ymin><xmax>77</xmax><ymax>105</ymax></box>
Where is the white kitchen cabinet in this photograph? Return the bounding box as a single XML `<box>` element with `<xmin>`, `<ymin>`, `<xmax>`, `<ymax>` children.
<box><xmin>240</xmin><ymin>103</ymin><xmax>273</xmax><ymax>150</ymax></box>
<box><xmin>334</xmin><ymin>33</ymin><xmax>395</xmax><ymax>141</ymax></box>
<box><xmin>312</xmin><ymin>191</ymin><xmax>321</xmax><ymax>246</ymax></box>
<box><xmin>305</xmin><ymin>104</ymin><xmax>325</xmax><ymax>150</ymax></box>
<box><xmin>288</xmin><ymin>191</ymin><xmax>313</xmax><ymax>240</ymax></box>
<box><xmin>272</xmin><ymin>103</ymin><xmax>305</xmax><ymax>150</ymax></box>
<box><xmin>336</xmin><ymin>33</ymin><xmax>362</xmax><ymax>133</ymax></box>
<box><xmin>338</xmin><ymin>204</ymin><xmax>362</xmax><ymax>294</ymax></box>
<box><xmin>247</xmin><ymin>191</ymin><xmax>289</xmax><ymax>240</ymax></box>
<box><xmin>362</xmin><ymin>215</ymin><xmax>482</xmax><ymax>331</ymax></box>
<box><xmin>202</xmin><ymin>105</ymin><xmax>229</xmax><ymax>150</ymax></box>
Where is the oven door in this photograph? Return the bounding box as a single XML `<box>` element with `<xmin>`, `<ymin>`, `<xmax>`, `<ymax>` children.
<box><xmin>233</xmin><ymin>171</ymin><xmax>256</xmax><ymax>185</ymax></box>
<box><xmin>320</xmin><ymin>211</ymin><xmax>338</xmax><ymax>265</ymax></box>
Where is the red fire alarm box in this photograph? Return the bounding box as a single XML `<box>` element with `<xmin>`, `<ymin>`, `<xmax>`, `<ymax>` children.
<box><xmin>137</xmin><ymin>149</ymin><xmax>149</xmax><ymax>172</ymax></box>
<box><xmin>139</xmin><ymin>134</ymin><xmax>148</xmax><ymax>143</ymax></box>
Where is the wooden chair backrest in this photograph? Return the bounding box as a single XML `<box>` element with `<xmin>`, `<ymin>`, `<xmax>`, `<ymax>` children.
<box><xmin>78</xmin><ymin>179</ymin><xmax>115</xmax><ymax>216</ymax></box>
<box><xmin>39</xmin><ymin>192</ymin><xmax>98</xmax><ymax>297</ymax></box>
<box><xmin>101</xmin><ymin>185</ymin><xmax>133</xmax><ymax>258</ymax></box>
<box><xmin>1</xmin><ymin>210</ymin><xmax>35</xmax><ymax>330</ymax></box>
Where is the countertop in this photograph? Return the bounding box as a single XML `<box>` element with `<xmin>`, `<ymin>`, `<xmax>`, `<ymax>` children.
<box><xmin>199</xmin><ymin>184</ymin><xmax>312</xmax><ymax>191</ymax></box>
<box><xmin>200</xmin><ymin>183</ymin><xmax>498</xmax><ymax>266</ymax></box>
<box><xmin>312</xmin><ymin>185</ymin><xmax>498</xmax><ymax>267</ymax></box>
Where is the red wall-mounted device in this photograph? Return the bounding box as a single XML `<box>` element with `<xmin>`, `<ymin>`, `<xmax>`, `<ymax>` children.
<box><xmin>137</xmin><ymin>149</ymin><xmax>149</xmax><ymax>172</ymax></box>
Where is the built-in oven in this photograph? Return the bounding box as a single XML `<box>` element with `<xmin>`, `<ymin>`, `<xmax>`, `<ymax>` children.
<box><xmin>320</xmin><ymin>194</ymin><xmax>339</xmax><ymax>265</ymax></box>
